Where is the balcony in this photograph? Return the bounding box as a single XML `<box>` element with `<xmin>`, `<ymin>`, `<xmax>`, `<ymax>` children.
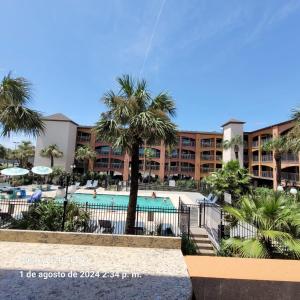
<box><xmin>201</xmin><ymin>142</ymin><xmax>215</xmax><ymax>148</ymax></box>
<box><xmin>148</xmin><ymin>165</ymin><xmax>160</xmax><ymax>170</ymax></box>
<box><xmin>201</xmin><ymin>154</ymin><xmax>214</xmax><ymax>161</ymax></box>
<box><xmin>111</xmin><ymin>150</ymin><xmax>123</xmax><ymax>156</ymax></box>
<box><xmin>216</xmin><ymin>155</ymin><xmax>222</xmax><ymax>161</ymax></box>
<box><xmin>282</xmin><ymin>153</ymin><xmax>299</xmax><ymax>162</ymax></box>
<box><xmin>95</xmin><ymin>162</ymin><xmax>109</xmax><ymax>168</ymax></box>
<box><xmin>181</xmin><ymin>153</ymin><xmax>195</xmax><ymax>160</ymax></box>
<box><xmin>244</xmin><ymin>155</ymin><xmax>249</xmax><ymax>162</ymax></box>
<box><xmin>110</xmin><ymin>163</ymin><xmax>124</xmax><ymax>169</ymax></box>
<box><xmin>216</xmin><ymin>142</ymin><xmax>222</xmax><ymax>148</ymax></box>
<box><xmin>200</xmin><ymin>167</ymin><xmax>214</xmax><ymax>173</ymax></box>
<box><xmin>252</xmin><ymin>156</ymin><xmax>259</xmax><ymax>162</ymax></box>
<box><xmin>97</xmin><ymin>151</ymin><xmax>110</xmax><ymax>156</ymax></box>
<box><xmin>261</xmin><ymin>155</ymin><xmax>273</xmax><ymax>162</ymax></box>
<box><xmin>77</xmin><ymin>136</ymin><xmax>91</xmax><ymax>143</ymax></box>
<box><xmin>181</xmin><ymin>141</ymin><xmax>195</xmax><ymax>147</ymax></box>
<box><xmin>261</xmin><ymin>138</ymin><xmax>272</xmax><ymax>145</ymax></box>
<box><xmin>281</xmin><ymin>172</ymin><xmax>300</xmax><ymax>182</ymax></box>
<box><xmin>180</xmin><ymin>166</ymin><xmax>195</xmax><ymax>173</ymax></box>
<box><xmin>252</xmin><ymin>141</ymin><xmax>259</xmax><ymax>148</ymax></box>
<box><xmin>261</xmin><ymin>170</ymin><xmax>273</xmax><ymax>179</ymax></box>
<box><xmin>252</xmin><ymin>170</ymin><xmax>259</xmax><ymax>176</ymax></box>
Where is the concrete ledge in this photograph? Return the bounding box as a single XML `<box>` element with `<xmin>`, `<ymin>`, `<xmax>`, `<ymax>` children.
<box><xmin>0</xmin><ymin>229</ymin><xmax>181</xmax><ymax>249</ymax></box>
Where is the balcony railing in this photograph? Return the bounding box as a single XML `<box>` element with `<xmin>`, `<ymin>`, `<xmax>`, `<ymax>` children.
<box><xmin>180</xmin><ymin>166</ymin><xmax>195</xmax><ymax>173</ymax></box>
<box><xmin>252</xmin><ymin>170</ymin><xmax>259</xmax><ymax>176</ymax></box>
<box><xmin>148</xmin><ymin>165</ymin><xmax>160</xmax><ymax>170</ymax></box>
<box><xmin>200</xmin><ymin>167</ymin><xmax>214</xmax><ymax>173</ymax></box>
<box><xmin>110</xmin><ymin>163</ymin><xmax>124</xmax><ymax>169</ymax></box>
<box><xmin>97</xmin><ymin>151</ymin><xmax>110</xmax><ymax>156</ymax></box>
<box><xmin>252</xmin><ymin>141</ymin><xmax>259</xmax><ymax>148</ymax></box>
<box><xmin>201</xmin><ymin>142</ymin><xmax>215</xmax><ymax>148</ymax></box>
<box><xmin>77</xmin><ymin>136</ymin><xmax>91</xmax><ymax>142</ymax></box>
<box><xmin>261</xmin><ymin>155</ymin><xmax>273</xmax><ymax>162</ymax></box>
<box><xmin>181</xmin><ymin>153</ymin><xmax>195</xmax><ymax>160</ymax></box>
<box><xmin>201</xmin><ymin>154</ymin><xmax>214</xmax><ymax>161</ymax></box>
<box><xmin>282</xmin><ymin>172</ymin><xmax>300</xmax><ymax>182</ymax></box>
<box><xmin>244</xmin><ymin>155</ymin><xmax>249</xmax><ymax>162</ymax></box>
<box><xmin>181</xmin><ymin>141</ymin><xmax>195</xmax><ymax>147</ymax></box>
<box><xmin>216</xmin><ymin>142</ymin><xmax>222</xmax><ymax>148</ymax></box>
<box><xmin>261</xmin><ymin>170</ymin><xmax>273</xmax><ymax>178</ymax></box>
<box><xmin>95</xmin><ymin>162</ymin><xmax>109</xmax><ymax>168</ymax></box>
<box><xmin>252</xmin><ymin>156</ymin><xmax>259</xmax><ymax>162</ymax></box>
<box><xmin>111</xmin><ymin>151</ymin><xmax>123</xmax><ymax>156</ymax></box>
<box><xmin>216</xmin><ymin>155</ymin><xmax>222</xmax><ymax>161</ymax></box>
<box><xmin>282</xmin><ymin>153</ymin><xmax>299</xmax><ymax>162</ymax></box>
<box><xmin>261</xmin><ymin>138</ymin><xmax>272</xmax><ymax>145</ymax></box>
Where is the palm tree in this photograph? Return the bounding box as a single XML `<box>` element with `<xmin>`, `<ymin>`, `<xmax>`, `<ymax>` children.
<box><xmin>16</xmin><ymin>140</ymin><xmax>35</xmax><ymax>167</ymax></box>
<box><xmin>75</xmin><ymin>145</ymin><xmax>96</xmax><ymax>174</ymax></box>
<box><xmin>223</xmin><ymin>135</ymin><xmax>243</xmax><ymax>161</ymax></box>
<box><xmin>0</xmin><ymin>73</ymin><xmax>44</xmax><ymax>137</ymax></box>
<box><xmin>165</xmin><ymin>143</ymin><xmax>177</xmax><ymax>180</ymax></box>
<box><xmin>262</xmin><ymin>137</ymin><xmax>289</xmax><ymax>186</ymax></box>
<box><xmin>40</xmin><ymin>144</ymin><xmax>63</xmax><ymax>168</ymax></box>
<box><xmin>95</xmin><ymin>75</ymin><xmax>177</xmax><ymax>233</ymax></box>
<box><xmin>287</xmin><ymin>107</ymin><xmax>300</xmax><ymax>153</ymax></box>
<box><xmin>0</xmin><ymin>145</ymin><xmax>7</xmax><ymax>162</ymax></box>
<box><xmin>222</xmin><ymin>192</ymin><xmax>300</xmax><ymax>259</ymax></box>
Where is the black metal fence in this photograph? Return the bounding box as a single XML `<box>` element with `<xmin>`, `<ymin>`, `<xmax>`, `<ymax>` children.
<box><xmin>0</xmin><ymin>200</ymin><xmax>190</xmax><ymax>238</ymax></box>
<box><xmin>198</xmin><ymin>202</ymin><xmax>256</xmax><ymax>248</ymax></box>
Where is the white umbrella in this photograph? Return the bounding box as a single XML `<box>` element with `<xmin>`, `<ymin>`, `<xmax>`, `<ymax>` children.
<box><xmin>31</xmin><ymin>166</ymin><xmax>53</xmax><ymax>175</ymax></box>
<box><xmin>1</xmin><ymin>167</ymin><xmax>29</xmax><ymax>176</ymax></box>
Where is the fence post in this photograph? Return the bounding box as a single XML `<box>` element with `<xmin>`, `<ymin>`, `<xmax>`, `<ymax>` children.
<box><xmin>187</xmin><ymin>207</ymin><xmax>191</xmax><ymax>240</ymax></box>
<box><xmin>84</xmin><ymin>201</ymin><xmax>88</xmax><ymax>232</ymax></box>
<box><xmin>199</xmin><ymin>203</ymin><xmax>202</xmax><ymax>227</ymax></box>
<box><xmin>61</xmin><ymin>200</ymin><xmax>67</xmax><ymax>231</ymax></box>
<box><xmin>136</xmin><ymin>205</ymin><xmax>139</xmax><ymax>234</ymax></box>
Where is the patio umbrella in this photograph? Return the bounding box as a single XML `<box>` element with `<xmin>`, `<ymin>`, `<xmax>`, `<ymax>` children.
<box><xmin>31</xmin><ymin>166</ymin><xmax>53</xmax><ymax>175</ymax></box>
<box><xmin>1</xmin><ymin>167</ymin><xmax>29</xmax><ymax>176</ymax></box>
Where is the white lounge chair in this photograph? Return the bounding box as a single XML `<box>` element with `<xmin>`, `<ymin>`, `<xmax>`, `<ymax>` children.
<box><xmin>91</xmin><ymin>180</ymin><xmax>98</xmax><ymax>189</ymax></box>
<box><xmin>197</xmin><ymin>194</ymin><xmax>218</xmax><ymax>204</ymax></box>
<box><xmin>75</xmin><ymin>182</ymin><xmax>81</xmax><ymax>189</ymax></box>
<box><xmin>84</xmin><ymin>180</ymin><xmax>93</xmax><ymax>189</ymax></box>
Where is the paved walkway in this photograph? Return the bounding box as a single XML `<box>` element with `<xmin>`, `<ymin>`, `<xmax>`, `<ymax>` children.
<box><xmin>0</xmin><ymin>242</ymin><xmax>192</xmax><ymax>300</ymax></box>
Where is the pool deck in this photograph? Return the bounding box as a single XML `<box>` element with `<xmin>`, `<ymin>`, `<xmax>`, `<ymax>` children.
<box><xmin>0</xmin><ymin>241</ymin><xmax>192</xmax><ymax>300</ymax></box>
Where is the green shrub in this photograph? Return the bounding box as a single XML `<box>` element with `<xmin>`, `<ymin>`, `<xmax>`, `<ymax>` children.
<box><xmin>181</xmin><ymin>234</ymin><xmax>197</xmax><ymax>255</ymax></box>
<box><xmin>10</xmin><ymin>201</ymin><xmax>89</xmax><ymax>232</ymax></box>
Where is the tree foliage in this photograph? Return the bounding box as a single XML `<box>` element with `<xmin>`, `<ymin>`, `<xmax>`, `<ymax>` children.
<box><xmin>0</xmin><ymin>73</ymin><xmax>44</xmax><ymax>137</ymax></box>
<box><xmin>222</xmin><ymin>191</ymin><xmax>300</xmax><ymax>259</ymax></box>
<box><xmin>40</xmin><ymin>144</ymin><xmax>63</xmax><ymax>167</ymax></box>
<box><xmin>203</xmin><ymin>160</ymin><xmax>251</xmax><ymax>202</ymax></box>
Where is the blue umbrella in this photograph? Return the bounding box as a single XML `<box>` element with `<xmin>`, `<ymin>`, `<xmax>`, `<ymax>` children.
<box><xmin>1</xmin><ymin>167</ymin><xmax>29</xmax><ymax>176</ymax></box>
<box><xmin>31</xmin><ymin>166</ymin><xmax>53</xmax><ymax>175</ymax></box>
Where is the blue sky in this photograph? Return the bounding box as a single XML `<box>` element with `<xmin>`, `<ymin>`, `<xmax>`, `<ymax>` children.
<box><xmin>1</xmin><ymin>0</ymin><xmax>300</xmax><ymax>147</ymax></box>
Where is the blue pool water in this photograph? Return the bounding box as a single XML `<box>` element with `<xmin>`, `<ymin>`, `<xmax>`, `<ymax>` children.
<box><xmin>60</xmin><ymin>193</ymin><xmax>175</xmax><ymax>209</ymax></box>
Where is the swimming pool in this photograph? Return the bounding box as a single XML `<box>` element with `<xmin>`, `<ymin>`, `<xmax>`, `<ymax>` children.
<box><xmin>58</xmin><ymin>193</ymin><xmax>175</xmax><ymax>209</ymax></box>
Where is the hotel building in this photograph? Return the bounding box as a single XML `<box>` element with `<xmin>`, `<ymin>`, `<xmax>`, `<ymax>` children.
<box><xmin>34</xmin><ymin>113</ymin><xmax>300</xmax><ymax>188</ymax></box>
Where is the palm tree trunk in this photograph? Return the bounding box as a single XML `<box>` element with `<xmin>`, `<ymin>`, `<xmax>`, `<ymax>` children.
<box><xmin>50</xmin><ymin>155</ymin><xmax>54</xmax><ymax>168</ymax></box>
<box><xmin>125</xmin><ymin>143</ymin><xmax>139</xmax><ymax>234</ymax></box>
<box><xmin>168</xmin><ymin>156</ymin><xmax>171</xmax><ymax>179</ymax></box>
<box><xmin>275</xmin><ymin>151</ymin><xmax>282</xmax><ymax>186</ymax></box>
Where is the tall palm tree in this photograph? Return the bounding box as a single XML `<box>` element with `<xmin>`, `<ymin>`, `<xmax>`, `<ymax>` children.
<box><xmin>0</xmin><ymin>73</ymin><xmax>44</xmax><ymax>137</ymax></box>
<box><xmin>287</xmin><ymin>107</ymin><xmax>300</xmax><ymax>153</ymax></box>
<box><xmin>40</xmin><ymin>144</ymin><xmax>63</xmax><ymax>168</ymax></box>
<box><xmin>95</xmin><ymin>75</ymin><xmax>177</xmax><ymax>233</ymax></box>
<box><xmin>16</xmin><ymin>140</ymin><xmax>35</xmax><ymax>167</ymax></box>
<box><xmin>222</xmin><ymin>192</ymin><xmax>300</xmax><ymax>259</ymax></box>
<box><xmin>75</xmin><ymin>145</ymin><xmax>96</xmax><ymax>174</ymax></box>
<box><xmin>262</xmin><ymin>137</ymin><xmax>289</xmax><ymax>186</ymax></box>
<box><xmin>223</xmin><ymin>135</ymin><xmax>243</xmax><ymax>161</ymax></box>
<box><xmin>0</xmin><ymin>145</ymin><xmax>7</xmax><ymax>161</ymax></box>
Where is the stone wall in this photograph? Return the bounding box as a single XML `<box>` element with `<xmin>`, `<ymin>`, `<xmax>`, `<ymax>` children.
<box><xmin>0</xmin><ymin>229</ymin><xmax>181</xmax><ymax>249</ymax></box>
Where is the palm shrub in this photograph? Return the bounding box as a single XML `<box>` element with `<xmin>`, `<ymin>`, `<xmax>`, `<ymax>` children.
<box><xmin>10</xmin><ymin>201</ymin><xmax>89</xmax><ymax>232</ymax></box>
<box><xmin>75</xmin><ymin>145</ymin><xmax>96</xmax><ymax>174</ymax></box>
<box><xmin>222</xmin><ymin>191</ymin><xmax>300</xmax><ymax>259</ymax></box>
<box><xmin>94</xmin><ymin>75</ymin><xmax>177</xmax><ymax>233</ymax></box>
<box><xmin>203</xmin><ymin>160</ymin><xmax>251</xmax><ymax>203</ymax></box>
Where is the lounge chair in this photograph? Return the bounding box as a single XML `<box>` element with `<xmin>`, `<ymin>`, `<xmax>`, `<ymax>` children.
<box><xmin>98</xmin><ymin>220</ymin><xmax>114</xmax><ymax>233</ymax></box>
<box><xmin>197</xmin><ymin>195</ymin><xmax>218</xmax><ymax>205</ymax></box>
<box><xmin>91</xmin><ymin>180</ymin><xmax>98</xmax><ymax>189</ymax></box>
<box><xmin>75</xmin><ymin>182</ymin><xmax>81</xmax><ymax>189</ymax></box>
<box><xmin>27</xmin><ymin>190</ymin><xmax>42</xmax><ymax>203</ymax></box>
<box><xmin>84</xmin><ymin>180</ymin><xmax>93</xmax><ymax>189</ymax></box>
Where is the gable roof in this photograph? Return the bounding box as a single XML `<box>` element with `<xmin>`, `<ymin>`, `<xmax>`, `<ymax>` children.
<box><xmin>42</xmin><ymin>113</ymin><xmax>78</xmax><ymax>126</ymax></box>
<box><xmin>221</xmin><ymin>118</ymin><xmax>245</xmax><ymax>127</ymax></box>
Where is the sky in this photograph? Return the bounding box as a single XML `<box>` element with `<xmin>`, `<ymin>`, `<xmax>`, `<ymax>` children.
<box><xmin>0</xmin><ymin>0</ymin><xmax>300</xmax><ymax>148</ymax></box>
